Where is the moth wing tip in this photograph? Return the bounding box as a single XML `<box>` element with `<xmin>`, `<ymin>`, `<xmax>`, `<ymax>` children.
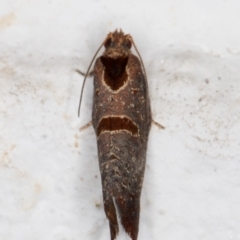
<box><xmin>115</xmin><ymin>196</ymin><xmax>140</xmax><ymax>240</ymax></box>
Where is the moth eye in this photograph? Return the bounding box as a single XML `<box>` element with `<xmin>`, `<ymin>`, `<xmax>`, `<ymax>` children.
<box><xmin>104</xmin><ymin>38</ymin><xmax>112</xmax><ymax>48</ymax></box>
<box><xmin>123</xmin><ymin>39</ymin><xmax>132</xmax><ymax>49</ymax></box>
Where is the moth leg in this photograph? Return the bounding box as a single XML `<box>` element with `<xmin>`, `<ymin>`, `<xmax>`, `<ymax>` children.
<box><xmin>152</xmin><ymin>119</ymin><xmax>165</xmax><ymax>130</ymax></box>
<box><xmin>75</xmin><ymin>69</ymin><xmax>94</xmax><ymax>77</ymax></box>
<box><xmin>79</xmin><ymin>121</ymin><xmax>92</xmax><ymax>131</ymax></box>
<box><xmin>103</xmin><ymin>195</ymin><xmax>119</xmax><ymax>240</ymax></box>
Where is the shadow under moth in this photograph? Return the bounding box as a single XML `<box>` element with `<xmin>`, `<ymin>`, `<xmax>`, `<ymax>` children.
<box><xmin>78</xmin><ymin>29</ymin><xmax>152</xmax><ymax>240</ymax></box>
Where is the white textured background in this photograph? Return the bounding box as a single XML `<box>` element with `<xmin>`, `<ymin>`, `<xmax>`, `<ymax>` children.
<box><xmin>1</xmin><ymin>1</ymin><xmax>240</xmax><ymax>239</ymax></box>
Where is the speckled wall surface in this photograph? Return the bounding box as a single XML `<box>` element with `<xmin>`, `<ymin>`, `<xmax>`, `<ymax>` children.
<box><xmin>1</xmin><ymin>1</ymin><xmax>240</xmax><ymax>239</ymax></box>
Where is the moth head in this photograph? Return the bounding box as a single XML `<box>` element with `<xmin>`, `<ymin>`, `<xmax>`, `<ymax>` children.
<box><xmin>103</xmin><ymin>29</ymin><xmax>133</xmax><ymax>59</ymax></box>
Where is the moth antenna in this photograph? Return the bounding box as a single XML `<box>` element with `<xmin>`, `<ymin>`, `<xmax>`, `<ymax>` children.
<box><xmin>131</xmin><ymin>39</ymin><xmax>148</xmax><ymax>85</ymax></box>
<box><xmin>78</xmin><ymin>40</ymin><xmax>105</xmax><ymax>117</ymax></box>
<box><xmin>131</xmin><ymin>38</ymin><xmax>151</xmax><ymax>117</ymax></box>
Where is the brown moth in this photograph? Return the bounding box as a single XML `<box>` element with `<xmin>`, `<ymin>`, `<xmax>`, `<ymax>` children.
<box><xmin>78</xmin><ymin>29</ymin><xmax>151</xmax><ymax>240</ymax></box>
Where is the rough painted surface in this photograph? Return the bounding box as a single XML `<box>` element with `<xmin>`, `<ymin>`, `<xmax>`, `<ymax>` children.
<box><xmin>1</xmin><ymin>1</ymin><xmax>240</xmax><ymax>240</ymax></box>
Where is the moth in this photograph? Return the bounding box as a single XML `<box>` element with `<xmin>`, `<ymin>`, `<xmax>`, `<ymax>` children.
<box><xmin>78</xmin><ymin>29</ymin><xmax>151</xmax><ymax>240</ymax></box>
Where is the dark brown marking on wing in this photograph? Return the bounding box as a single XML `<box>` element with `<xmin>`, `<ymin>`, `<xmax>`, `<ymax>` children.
<box><xmin>101</xmin><ymin>56</ymin><xmax>128</xmax><ymax>91</ymax></box>
<box><xmin>97</xmin><ymin>116</ymin><xmax>139</xmax><ymax>137</ymax></box>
